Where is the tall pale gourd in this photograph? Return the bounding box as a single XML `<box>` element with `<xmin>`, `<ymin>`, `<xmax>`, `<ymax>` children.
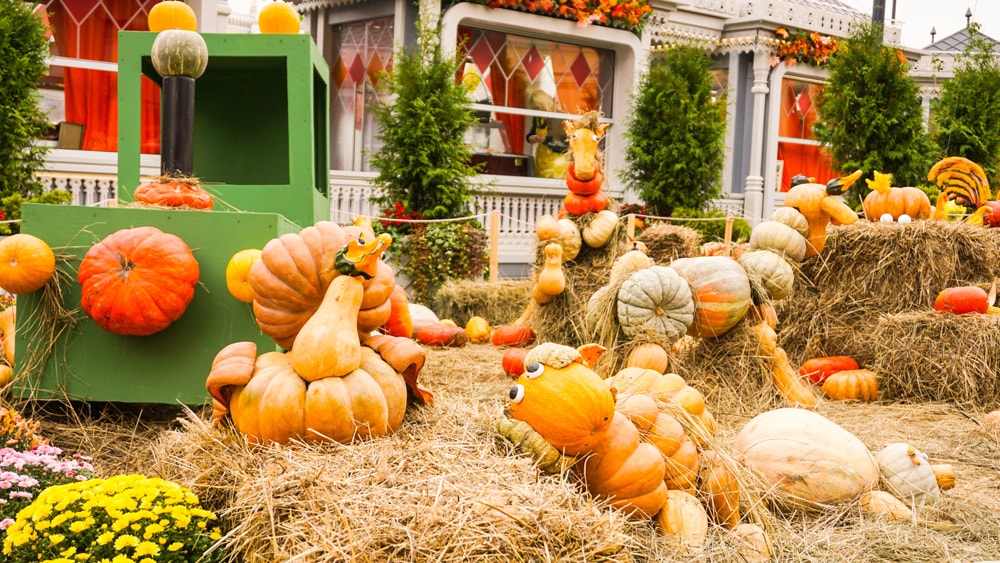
<box><xmin>289</xmin><ymin>275</ymin><xmax>363</xmax><ymax>380</ymax></box>
<box><xmin>582</xmin><ymin>210</ymin><xmax>619</xmax><ymax>248</ymax></box>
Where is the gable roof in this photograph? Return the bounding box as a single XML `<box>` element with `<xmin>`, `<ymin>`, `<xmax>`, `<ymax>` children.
<box><xmin>925</xmin><ymin>27</ymin><xmax>1000</xmax><ymax>52</ymax></box>
<box><xmin>792</xmin><ymin>0</ymin><xmax>867</xmax><ymax>19</ymax></box>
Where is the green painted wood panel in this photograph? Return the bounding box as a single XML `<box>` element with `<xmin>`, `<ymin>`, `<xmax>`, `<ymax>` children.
<box><xmin>14</xmin><ymin>203</ymin><xmax>299</xmax><ymax>405</ymax></box>
<box><xmin>117</xmin><ymin>32</ymin><xmax>331</xmax><ymax>228</ymax></box>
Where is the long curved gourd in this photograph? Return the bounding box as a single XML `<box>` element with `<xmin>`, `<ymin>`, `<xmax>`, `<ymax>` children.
<box><xmin>782</xmin><ymin>170</ymin><xmax>862</xmax><ymax>256</ymax></box>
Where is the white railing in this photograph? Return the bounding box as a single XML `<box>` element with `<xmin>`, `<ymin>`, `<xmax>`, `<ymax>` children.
<box><xmin>34</xmin><ymin>153</ymin><xmax>753</xmax><ymax>270</ymax></box>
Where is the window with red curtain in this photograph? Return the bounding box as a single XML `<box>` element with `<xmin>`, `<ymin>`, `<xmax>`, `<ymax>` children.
<box><xmin>776</xmin><ymin>77</ymin><xmax>835</xmax><ymax>191</ymax></box>
<box><xmin>457</xmin><ymin>26</ymin><xmax>614</xmax><ymax>177</ymax></box>
<box><xmin>42</xmin><ymin>0</ymin><xmax>161</xmax><ymax>153</ymax></box>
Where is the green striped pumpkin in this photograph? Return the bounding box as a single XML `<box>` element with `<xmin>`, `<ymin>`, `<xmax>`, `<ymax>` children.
<box><xmin>151</xmin><ymin>29</ymin><xmax>208</xmax><ymax>79</ymax></box>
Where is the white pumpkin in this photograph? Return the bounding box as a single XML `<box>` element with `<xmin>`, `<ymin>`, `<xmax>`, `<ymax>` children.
<box><xmin>876</xmin><ymin>443</ymin><xmax>954</xmax><ymax>505</ymax></box>
<box><xmin>408</xmin><ymin>303</ymin><xmax>440</xmax><ymax>335</ymax></box>
<box><xmin>737</xmin><ymin>249</ymin><xmax>795</xmax><ymax>301</ymax></box>
<box><xmin>555</xmin><ymin>218</ymin><xmax>582</xmax><ymax>260</ymax></box>
<box><xmin>582</xmin><ymin>209</ymin><xmax>619</xmax><ymax>248</ymax></box>
<box><xmin>732</xmin><ymin>408</ymin><xmax>879</xmax><ymax>510</ymax></box>
<box><xmin>617</xmin><ymin>266</ymin><xmax>694</xmax><ymax>343</ymax></box>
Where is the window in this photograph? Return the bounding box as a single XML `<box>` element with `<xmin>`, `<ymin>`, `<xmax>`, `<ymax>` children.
<box><xmin>457</xmin><ymin>26</ymin><xmax>615</xmax><ymax>178</ymax></box>
<box><xmin>329</xmin><ymin>17</ymin><xmax>394</xmax><ymax>171</ymax></box>
<box><xmin>776</xmin><ymin>77</ymin><xmax>836</xmax><ymax>191</ymax></box>
<box><xmin>40</xmin><ymin>0</ymin><xmax>161</xmax><ymax>153</ymax></box>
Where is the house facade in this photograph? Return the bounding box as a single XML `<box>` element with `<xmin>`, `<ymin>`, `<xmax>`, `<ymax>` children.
<box><xmin>36</xmin><ymin>0</ymin><xmax>977</xmax><ymax>275</ymax></box>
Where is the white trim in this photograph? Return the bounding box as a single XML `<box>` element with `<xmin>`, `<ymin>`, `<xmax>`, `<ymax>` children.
<box><xmin>46</xmin><ymin>56</ymin><xmax>117</xmax><ymax>72</ymax></box>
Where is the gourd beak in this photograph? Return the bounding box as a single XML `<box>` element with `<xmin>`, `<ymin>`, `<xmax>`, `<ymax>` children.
<box><xmin>336</xmin><ymin>233</ymin><xmax>392</xmax><ymax>278</ymax></box>
<box><xmin>826</xmin><ymin>169</ymin><xmax>863</xmax><ymax>196</ymax></box>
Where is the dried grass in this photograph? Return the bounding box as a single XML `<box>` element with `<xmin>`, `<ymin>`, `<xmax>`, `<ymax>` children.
<box><xmin>11</xmin><ymin>347</ymin><xmax>1000</xmax><ymax>562</ymax></box>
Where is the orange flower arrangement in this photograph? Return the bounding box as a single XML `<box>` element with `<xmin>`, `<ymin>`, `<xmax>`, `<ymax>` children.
<box><xmin>463</xmin><ymin>0</ymin><xmax>653</xmax><ymax>33</ymax></box>
<box><xmin>770</xmin><ymin>27</ymin><xmax>839</xmax><ymax>67</ymax></box>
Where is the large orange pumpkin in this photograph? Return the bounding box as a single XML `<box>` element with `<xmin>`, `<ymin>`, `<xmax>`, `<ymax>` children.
<box><xmin>249</xmin><ymin>221</ymin><xmax>376</xmax><ymax>349</ymax></box>
<box><xmin>78</xmin><ymin>227</ymin><xmax>199</xmax><ymax>336</ymax></box>
<box><xmin>257</xmin><ymin>0</ymin><xmax>301</xmax><ymax>33</ymax></box>
<box><xmin>668</xmin><ymin>256</ymin><xmax>751</xmax><ymax>338</ymax></box>
<box><xmin>208</xmin><ymin>344</ymin><xmax>407</xmax><ymax>444</ymax></box>
<box><xmin>0</xmin><ymin>234</ymin><xmax>56</xmax><ymax>295</ymax></box>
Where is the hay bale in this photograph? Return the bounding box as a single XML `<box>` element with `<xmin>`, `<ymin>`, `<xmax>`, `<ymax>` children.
<box><xmin>635</xmin><ymin>223</ymin><xmax>702</xmax><ymax>264</ymax></box>
<box><xmin>868</xmin><ymin>310</ymin><xmax>1000</xmax><ymax>408</ymax></box>
<box><xmin>433</xmin><ymin>279</ymin><xmax>531</xmax><ymax>326</ymax></box>
<box><xmin>777</xmin><ymin>220</ymin><xmax>1000</xmax><ymax>364</ymax></box>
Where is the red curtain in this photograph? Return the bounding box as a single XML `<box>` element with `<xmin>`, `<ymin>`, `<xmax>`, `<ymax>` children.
<box><xmin>778</xmin><ymin>143</ymin><xmax>836</xmax><ymax>191</ymax></box>
<box><xmin>48</xmin><ymin>0</ymin><xmax>160</xmax><ymax>153</ymax></box>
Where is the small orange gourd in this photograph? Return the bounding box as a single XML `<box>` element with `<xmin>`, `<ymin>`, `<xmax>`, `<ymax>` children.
<box><xmin>655</xmin><ymin>490</ymin><xmax>709</xmax><ymax>555</ymax></box>
<box><xmin>381</xmin><ymin>285</ymin><xmax>413</xmax><ymax>338</ymax></box>
<box><xmin>821</xmin><ymin>368</ymin><xmax>878</xmax><ymax>402</ymax></box>
<box><xmin>697</xmin><ymin>450</ymin><xmax>740</xmax><ymax>529</ymax></box>
<box><xmin>535</xmin><ymin>214</ymin><xmax>560</xmax><ymax>240</ymax></box>
<box><xmin>532</xmin><ymin>243</ymin><xmax>565</xmax><ymax>303</ymax></box>
<box><xmin>625</xmin><ymin>343</ymin><xmax>670</xmax><ymax>373</ymax></box>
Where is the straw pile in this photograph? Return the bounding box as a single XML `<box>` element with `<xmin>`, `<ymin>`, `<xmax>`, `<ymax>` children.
<box><xmin>433</xmin><ymin>279</ymin><xmax>531</xmax><ymax>327</ymax></box>
<box><xmin>776</xmin><ymin>219</ymin><xmax>1000</xmax><ymax>407</ymax></box>
<box><xmin>17</xmin><ymin>345</ymin><xmax>1000</xmax><ymax>562</ymax></box>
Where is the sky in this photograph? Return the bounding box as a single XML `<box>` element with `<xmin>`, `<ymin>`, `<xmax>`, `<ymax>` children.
<box><xmin>839</xmin><ymin>0</ymin><xmax>1000</xmax><ymax>48</ymax></box>
<box><xmin>227</xmin><ymin>0</ymin><xmax>1000</xmax><ymax>50</ymax></box>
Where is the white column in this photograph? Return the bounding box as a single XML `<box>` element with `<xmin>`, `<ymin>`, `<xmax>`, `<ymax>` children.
<box><xmin>743</xmin><ymin>47</ymin><xmax>770</xmax><ymax>225</ymax></box>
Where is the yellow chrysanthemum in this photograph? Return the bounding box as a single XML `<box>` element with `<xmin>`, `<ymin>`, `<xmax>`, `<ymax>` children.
<box><xmin>97</xmin><ymin>531</ymin><xmax>116</xmax><ymax>545</ymax></box>
<box><xmin>113</xmin><ymin>534</ymin><xmax>139</xmax><ymax>550</ymax></box>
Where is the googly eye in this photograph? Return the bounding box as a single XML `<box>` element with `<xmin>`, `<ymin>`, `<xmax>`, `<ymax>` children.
<box><xmin>524</xmin><ymin>362</ymin><xmax>544</xmax><ymax>379</ymax></box>
<box><xmin>509</xmin><ymin>384</ymin><xmax>525</xmax><ymax>403</ymax></box>
<box><xmin>879</xmin><ymin>213</ymin><xmax>894</xmax><ymax>223</ymax></box>
<box><xmin>590</xmin><ymin>134</ymin><xmax>599</xmax><ymax>142</ymax></box>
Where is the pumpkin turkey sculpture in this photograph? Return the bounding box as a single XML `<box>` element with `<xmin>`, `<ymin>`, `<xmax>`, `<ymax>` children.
<box><xmin>207</xmin><ymin>221</ymin><xmax>429</xmax><ymax>445</ymax></box>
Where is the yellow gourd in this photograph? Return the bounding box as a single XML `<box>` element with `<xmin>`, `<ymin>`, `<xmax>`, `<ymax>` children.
<box><xmin>536</xmin><ymin>214</ymin><xmax>560</xmax><ymax>240</ymax></box>
<box><xmin>289</xmin><ymin>275</ymin><xmax>363</xmax><ymax>381</ymax></box>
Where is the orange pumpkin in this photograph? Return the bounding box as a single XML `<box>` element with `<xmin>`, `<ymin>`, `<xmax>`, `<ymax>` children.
<box><xmin>862</xmin><ymin>171</ymin><xmax>931</xmax><ymax>221</ymax></box>
<box><xmin>147</xmin><ymin>0</ymin><xmax>198</xmax><ymax>32</ymax></box>
<box><xmin>382</xmin><ymin>284</ymin><xmax>413</xmax><ymax>338</ymax></box>
<box><xmin>934</xmin><ymin>285</ymin><xmax>989</xmax><ymax>314</ymax></box>
<box><xmin>625</xmin><ymin>343</ymin><xmax>670</xmax><ymax>373</ymax></box>
<box><xmin>225</xmin><ymin>249</ymin><xmax>262</xmax><ymax>303</ymax></box>
<box><xmin>208</xmin><ymin>344</ymin><xmax>407</xmax><ymax>444</ymax></box>
<box><xmin>0</xmin><ymin>234</ymin><xmax>56</xmax><ymax>295</ymax></box>
<box><xmin>491</xmin><ymin>325</ymin><xmax>536</xmax><ymax>347</ymax></box>
<box><xmin>501</xmin><ymin>347</ymin><xmax>530</xmax><ymax>377</ymax></box>
<box><xmin>507</xmin><ymin>354</ymin><xmax>615</xmax><ymax>456</ymax></box>
<box><xmin>134</xmin><ymin>179</ymin><xmax>213</xmax><ymax>210</ymax></box>
<box><xmin>563</xmin><ymin>191</ymin><xmax>609</xmax><ymax>216</ymax></box>
<box><xmin>257</xmin><ymin>0</ymin><xmax>301</xmax><ymax>33</ymax></box>
<box><xmin>822</xmin><ymin>369</ymin><xmax>878</xmax><ymax>402</ymax></box>
<box><xmin>668</xmin><ymin>257</ymin><xmax>752</xmax><ymax>339</ymax></box>
<box><xmin>78</xmin><ymin>227</ymin><xmax>199</xmax><ymax>336</ymax></box>
<box><xmin>566</xmin><ymin>163</ymin><xmax>604</xmax><ymax>195</ymax></box>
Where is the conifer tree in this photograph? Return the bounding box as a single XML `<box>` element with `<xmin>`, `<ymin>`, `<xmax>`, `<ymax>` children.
<box><xmin>930</xmin><ymin>23</ymin><xmax>1000</xmax><ymax>188</ymax></box>
<box><xmin>369</xmin><ymin>15</ymin><xmax>480</xmax><ymax>220</ymax></box>
<box><xmin>812</xmin><ymin>22</ymin><xmax>935</xmax><ymax>203</ymax></box>
<box><xmin>621</xmin><ymin>45</ymin><xmax>725</xmax><ymax>217</ymax></box>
